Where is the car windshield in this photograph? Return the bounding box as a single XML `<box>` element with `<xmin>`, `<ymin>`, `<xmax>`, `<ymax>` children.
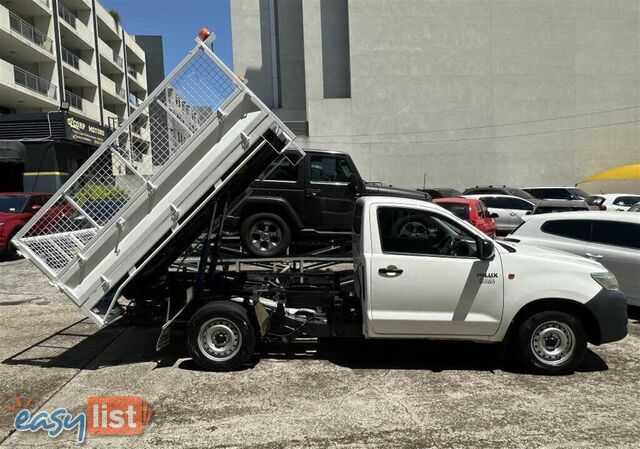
<box><xmin>507</xmin><ymin>188</ymin><xmax>536</xmax><ymax>200</ymax></box>
<box><xmin>567</xmin><ymin>188</ymin><xmax>590</xmax><ymax>199</ymax></box>
<box><xmin>437</xmin><ymin>202</ymin><xmax>470</xmax><ymax>220</ymax></box>
<box><xmin>0</xmin><ymin>196</ymin><xmax>27</xmax><ymax>213</ymax></box>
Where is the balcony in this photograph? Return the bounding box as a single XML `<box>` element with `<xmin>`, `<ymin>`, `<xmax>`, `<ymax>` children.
<box><xmin>61</xmin><ymin>46</ymin><xmax>79</xmax><ymax>69</ymax></box>
<box><xmin>126</xmin><ymin>63</ymin><xmax>137</xmax><ymax>78</ymax></box>
<box><xmin>57</xmin><ymin>2</ymin><xmax>92</xmax><ymax>46</ymax></box>
<box><xmin>14</xmin><ymin>66</ymin><xmax>56</xmax><ymax>99</ymax></box>
<box><xmin>95</xmin><ymin>1</ymin><xmax>120</xmax><ymax>40</ymax></box>
<box><xmin>127</xmin><ymin>64</ymin><xmax>146</xmax><ymax>93</ymax></box>
<box><xmin>36</xmin><ymin>0</ymin><xmax>50</xmax><ymax>7</ymax></box>
<box><xmin>57</xmin><ymin>3</ymin><xmax>76</xmax><ymax>28</ymax></box>
<box><xmin>99</xmin><ymin>39</ymin><xmax>124</xmax><ymax>74</ymax></box>
<box><xmin>128</xmin><ymin>92</ymin><xmax>143</xmax><ymax>108</ymax></box>
<box><xmin>101</xmin><ymin>75</ymin><xmax>126</xmax><ymax>105</ymax></box>
<box><xmin>125</xmin><ymin>33</ymin><xmax>145</xmax><ymax>64</ymax></box>
<box><xmin>7</xmin><ymin>10</ymin><xmax>53</xmax><ymax>54</ymax></box>
<box><xmin>0</xmin><ymin>58</ymin><xmax>58</xmax><ymax>110</ymax></box>
<box><xmin>65</xmin><ymin>90</ymin><xmax>99</xmax><ymax>120</ymax></box>
<box><xmin>104</xmin><ymin>110</ymin><xmax>123</xmax><ymax>130</ymax></box>
<box><xmin>61</xmin><ymin>46</ymin><xmax>96</xmax><ymax>86</ymax></box>
<box><xmin>65</xmin><ymin>90</ymin><xmax>83</xmax><ymax>110</ymax></box>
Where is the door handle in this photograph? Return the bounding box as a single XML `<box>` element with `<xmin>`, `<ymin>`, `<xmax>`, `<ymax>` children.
<box><xmin>585</xmin><ymin>253</ymin><xmax>603</xmax><ymax>260</ymax></box>
<box><xmin>307</xmin><ymin>189</ymin><xmax>321</xmax><ymax>197</ymax></box>
<box><xmin>379</xmin><ymin>265</ymin><xmax>403</xmax><ymax>277</ymax></box>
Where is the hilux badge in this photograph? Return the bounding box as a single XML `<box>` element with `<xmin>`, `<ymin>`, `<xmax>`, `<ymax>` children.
<box><xmin>477</xmin><ymin>273</ymin><xmax>498</xmax><ymax>284</ymax></box>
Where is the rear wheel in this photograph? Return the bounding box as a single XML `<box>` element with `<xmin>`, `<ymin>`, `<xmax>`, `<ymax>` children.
<box><xmin>187</xmin><ymin>302</ymin><xmax>256</xmax><ymax>371</ymax></box>
<box><xmin>240</xmin><ymin>212</ymin><xmax>291</xmax><ymax>257</ymax></box>
<box><xmin>516</xmin><ymin>310</ymin><xmax>587</xmax><ymax>375</ymax></box>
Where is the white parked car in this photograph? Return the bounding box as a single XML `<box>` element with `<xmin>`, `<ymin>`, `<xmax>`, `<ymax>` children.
<box><xmin>587</xmin><ymin>194</ymin><xmax>640</xmax><ymax>212</ymax></box>
<box><xmin>464</xmin><ymin>194</ymin><xmax>534</xmax><ymax>234</ymax></box>
<box><xmin>506</xmin><ymin>211</ymin><xmax>640</xmax><ymax>305</ymax></box>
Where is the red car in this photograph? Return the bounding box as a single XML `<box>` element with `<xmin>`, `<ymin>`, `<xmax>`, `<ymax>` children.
<box><xmin>0</xmin><ymin>192</ymin><xmax>52</xmax><ymax>258</ymax></box>
<box><xmin>433</xmin><ymin>197</ymin><xmax>497</xmax><ymax>239</ymax></box>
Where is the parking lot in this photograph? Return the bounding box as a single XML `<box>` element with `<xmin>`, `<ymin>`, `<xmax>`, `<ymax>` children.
<box><xmin>0</xmin><ymin>259</ymin><xmax>637</xmax><ymax>448</ymax></box>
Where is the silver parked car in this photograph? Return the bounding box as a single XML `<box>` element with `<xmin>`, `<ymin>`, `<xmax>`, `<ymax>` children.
<box><xmin>464</xmin><ymin>194</ymin><xmax>535</xmax><ymax>234</ymax></box>
<box><xmin>505</xmin><ymin>211</ymin><xmax>640</xmax><ymax>305</ymax></box>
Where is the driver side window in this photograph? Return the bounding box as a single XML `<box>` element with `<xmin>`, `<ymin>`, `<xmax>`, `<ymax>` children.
<box><xmin>310</xmin><ymin>155</ymin><xmax>353</xmax><ymax>183</ymax></box>
<box><xmin>377</xmin><ymin>207</ymin><xmax>478</xmax><ymax>257</ymax></box>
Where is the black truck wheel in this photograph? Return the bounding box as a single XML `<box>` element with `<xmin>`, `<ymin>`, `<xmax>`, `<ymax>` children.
<box><xmin>516</xmin><ymin>310</ymin><xmax>587</xmax><ymax>375</ymax></box>
<box><xmin>240</xmin><ymin>212</ymin><xmax>291</xmax><ymax>257</ymax></box>
<box><xmin>187</xmin><ymin>301</ymin><xmax>256</xmax><ymax>371</ymax></box>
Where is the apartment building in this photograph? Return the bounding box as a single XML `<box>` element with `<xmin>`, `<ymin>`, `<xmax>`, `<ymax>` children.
<box><xmin>0</xmin><ymin>0</ymin><xmax>153</xmax><ymax>191</ymax></box>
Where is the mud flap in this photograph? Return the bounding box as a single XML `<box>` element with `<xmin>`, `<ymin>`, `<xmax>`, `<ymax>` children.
<box><xmin>156</xmin><ymin>287</ymin><xmax>194</xmax><ymax>351</ymax></box>
<box><xmin>254</xmin><ymin>300</ymin><xmax>271</xmax><ymax>336</ymax></box>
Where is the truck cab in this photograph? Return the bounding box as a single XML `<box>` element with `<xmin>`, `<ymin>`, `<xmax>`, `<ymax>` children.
<box><xmin>226</xmin><ymin>149</ymin><xmax>430</xmax><ymax>256</ymax></box>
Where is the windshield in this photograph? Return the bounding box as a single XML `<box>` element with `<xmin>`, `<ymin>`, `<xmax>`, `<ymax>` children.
<box><xmin>0</xmin><ymin>196</ymin><xmax>27</xmax><ymax>213</ymax></box>
<box><xmin>567</xmin><ymin>188</ymin><xmax>590</xmax><ymax>199</ymax></box>
<box><xmin>437</xmin><ymin>202</ymin><xmax>470</xmax><ymax>220</ymax></box>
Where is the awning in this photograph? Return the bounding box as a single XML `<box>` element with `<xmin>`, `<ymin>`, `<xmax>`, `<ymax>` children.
<box><xmin>0</xmin><ymin>141</ymin><xmax>26</xmax><ymax>163</ymax></box>
<box><xmin>577</xmin><ymin>163</ymin><xmax>640</xmax><ymax>185</ymax></box>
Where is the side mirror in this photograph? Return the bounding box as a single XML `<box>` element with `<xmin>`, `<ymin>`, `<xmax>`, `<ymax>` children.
<box><xmin>478</xmin><ymin>239</ymin><xmax>495</xmax><ymax>260</ymax></box>
<box><xmin>31</xmin><ymin>205</ymin><xmax>42</xmax><ymax>212</ymax></box>
<box><xmin>490</xmin><ymin>212</ymin><xmax>499</xmax><ymax>218</ymax></box>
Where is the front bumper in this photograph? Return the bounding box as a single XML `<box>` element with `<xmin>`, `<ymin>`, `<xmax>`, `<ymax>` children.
<box><xmin>585</xmin><ymin>288</ymin><xmax>628</xmax><ymax>345</ymax></box>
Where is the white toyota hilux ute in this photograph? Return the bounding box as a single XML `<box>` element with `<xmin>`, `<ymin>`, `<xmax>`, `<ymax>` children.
<box><xmin>352</xmin><ymin>196</ymin><xmax>627</xmax><ymax>374</ymax></box>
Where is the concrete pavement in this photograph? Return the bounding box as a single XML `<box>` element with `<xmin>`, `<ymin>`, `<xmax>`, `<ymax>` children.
<box><xmin>0</xmin><ymin>260</ymin><xmax>639</xmax><ymax>448</ymax></box>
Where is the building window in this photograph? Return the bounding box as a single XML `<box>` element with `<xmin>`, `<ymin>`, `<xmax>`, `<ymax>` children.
<box><xmin>320</xmin><ymin>0</ymin><xmax>351</xmax><ymax>99</ymax></box>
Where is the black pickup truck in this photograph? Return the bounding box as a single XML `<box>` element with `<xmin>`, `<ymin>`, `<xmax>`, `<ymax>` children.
<box><xmin>225</xmin><ymin>149</ymin><xmax>430</xmax><ymax>256</ymax></box>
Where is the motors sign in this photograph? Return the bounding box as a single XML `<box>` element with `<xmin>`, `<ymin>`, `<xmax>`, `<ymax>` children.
<box><xmin>65</xmin><ymin>115</ymin><xmax>107</xmax><ymax>147</ymax></box>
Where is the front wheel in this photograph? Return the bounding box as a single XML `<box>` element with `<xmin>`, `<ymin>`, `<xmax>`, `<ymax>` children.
<box><xmin>516</xmin><ymin>311</ymin><xmax>587</xmax><ymax>375</ymax></box>
<box><xmin>187</xmin><ymin>302</ymin><xmax>257</xmax><ymax>371</ymax></box>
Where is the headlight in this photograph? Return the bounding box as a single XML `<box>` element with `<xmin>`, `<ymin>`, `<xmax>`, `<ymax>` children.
<box><xmin>591</xmin><ymin>272</ymin><xmax>619</xmax><ymax>291</ymax></box>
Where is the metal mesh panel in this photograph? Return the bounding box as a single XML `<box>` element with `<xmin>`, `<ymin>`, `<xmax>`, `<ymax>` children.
<box><xmin>120</xmin><ymin>51</ymin><xmax>236</xmax><ymax>177</ymax></box>
<box><xmin>65</xmin><ymin>150</ymin><xmax>146</xmax><ymax>226</ymax></box>
<box><xmin>21</xmin><ymin>197</ymin><xmax>97</xmax><ymax>274</ymax></box>
<box><xmin>16</xmin><ymin>45</ymin><xmax>241</xmax><ymax>276</ymax></box>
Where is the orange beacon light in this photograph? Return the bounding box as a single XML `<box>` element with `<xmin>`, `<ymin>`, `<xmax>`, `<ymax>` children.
<box><xmin>198</xmin><ymin>28</ymin><xmax>212</xmax><ymax>41</ymax></box>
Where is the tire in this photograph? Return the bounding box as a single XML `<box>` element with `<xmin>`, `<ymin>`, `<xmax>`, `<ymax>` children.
<box><xmin>4</xmin><ymin>231</ymin><xmax>20</xmax><ymax>260</ymax></box>
<box><xmin>187</xmin><ymin>301</ymin><xmax>257</xmax><ymax>371</ymax></box>
<box><xmin>390</xmin><ymin>214</ymin><xmax>431</xmax><ymax>239</ymax></box>
<box><xmin>516</xmin><ymin>310</ymin><xmax>587</xmax><ymax>375</ymax></box>
<box><xmin>240</xmin><ymin>212</ymin><xmax>291</xmax><ymax>257</ymax></box>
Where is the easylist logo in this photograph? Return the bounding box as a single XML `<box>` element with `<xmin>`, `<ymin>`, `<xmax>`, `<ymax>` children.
<box><xmin>8</xmin><ymin>395</ymin><xmax>152</xmax><ymax>443</ymax></box>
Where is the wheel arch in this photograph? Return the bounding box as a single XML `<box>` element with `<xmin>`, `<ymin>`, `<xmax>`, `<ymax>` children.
<box><xmin>506</xmin><ymin>298</ymin><xmax>601</xmax><ymax>345</ymax></box>
<box><xmin>238</xmin><ymin>197</ymin><xmax>303</xmax><ymax>230</ymax></box>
